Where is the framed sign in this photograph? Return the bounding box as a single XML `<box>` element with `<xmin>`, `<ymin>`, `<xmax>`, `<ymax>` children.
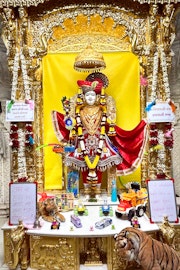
<box><xmin>6</xmin><ymin>100</ymin><xmax>34</xmax><ymax>122</ymax></box>
<box><xmin>9</xmin><ymin>182</ymin><xmax>37</xmax><ymax>225</ymax></box>
<box><xmin>147</xmin><ymin>102</ymin><xmax>175</xmax><ymax>123</ymax></box>
<box><xmin>147</xmin><ymin>179</ymin><xmax>178</xmax><ymax>223</ymax></box>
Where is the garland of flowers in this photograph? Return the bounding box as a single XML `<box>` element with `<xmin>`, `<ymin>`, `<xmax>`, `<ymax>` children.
<box><xmin>10</xmin><ymin>123</ymin><xmax>34</xmax><ymax>182</ymax></box>
<box><xmin>11</xmin><ymin>48</ymin><xmax>31</xmax><ymax>101</ymax></box>
<box><xmin>10</xmin><ymin>123</ymin><xmax>34</xmax><ymax>150</ymax></box>
<box><xmin>75</xmin><ymin>110</ymin><xmax>106</xmax><ymax>171</ymax></box>
<box><xmin>10</xmin><ymin>48</ymin><xmax>33</xmax><ymax>182</ymax></box>
<box><xmin>17</xmin><ymin>128</ymin><xmax>28</xmax><ymax>182</ymax></box>
<box><xmin>10</xmin><ymin>123</ymin><xmax>19</xmax><ymax>149</ymax></box>
<box><xmin>159</xmin><ymin>46</ymin><xmax>171</xmax><ymax>100</ymax></box>
<box><xmin>10</xmin><ymin>124</ymin><xmax>27</xmax><ymax>181</ymax></box>
<box><xmin>149</xmin><ymin>122</ymin><xmax>174</xmax><ymax>178</ymax></box>
<box><xmin>156</xmin><ymin>129</ymin><xmax>166</xmax><ymax>176</ymax></box>
<box><xmin>150</xmin><ymin>51</ymin><xmax>159</xmax><ymax>102</ymax></box>
<box><xmin>20</xmin><ymin>50</ymin><xmax>31</xmax><ymax>100</ymax></box>
<box><xmin>149</xmin><ymin>123</ymin><xmax>159</xmax><ymax>149</ymax></box>
<box><xmin>149</xmin><ymin>122</ymin><xmax>174</xmax><ymax>151</ymax></box>
<box><xmin>25</xmin><ymin>123</ymin><xmax>34</xmax><ymax>148</ymax></box>
<box><xmin>164</xmin><ymin>123</ymin><xmax>174</xmax><ymax>150</ymax></box>
<box><xmin>11</xmin><ymin>51</ymin><xmax>19</xmax><ymax>101</ymax></box>
<box><xmin>150</xmin><ymin>46</ymin><xmax>171</xmax><ymax>102</ymax></box>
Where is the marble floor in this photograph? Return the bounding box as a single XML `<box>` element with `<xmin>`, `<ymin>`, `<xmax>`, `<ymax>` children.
<box><xmin>0</xmin><ymin>217</ymin><xmax>108</xmax><ymax>270</ymax></box>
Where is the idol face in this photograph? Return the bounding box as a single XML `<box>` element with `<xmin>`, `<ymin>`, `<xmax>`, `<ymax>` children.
<box><xmin>84</xmin><ymin>90</ymin><xmax>96</xmax><ymax>105</ymax></box>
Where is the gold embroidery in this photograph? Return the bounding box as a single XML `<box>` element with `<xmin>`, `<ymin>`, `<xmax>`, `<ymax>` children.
<box><xmin>80</xmin><ymin>105</ymin><xmax>102</xmax><ymax>135</ymax></box>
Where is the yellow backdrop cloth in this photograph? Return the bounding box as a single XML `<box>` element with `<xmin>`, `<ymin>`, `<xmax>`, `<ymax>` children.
<box><xmin>43</xmin><ymin>52</ymin><xmax>141</xmax><ymax>189</ymax></box>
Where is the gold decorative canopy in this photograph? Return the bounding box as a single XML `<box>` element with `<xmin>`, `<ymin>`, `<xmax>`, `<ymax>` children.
<box><xmin>74</xmin><ymin>45</ymin><xmax>106</xmax><ymax>72</ymax></box>
<box><xmin>0</xmin><ymin>0</ymin><xmax>45</xmax><ymax>7</ymax></box>
<box><xmin>0</xmin><ymin>0</ymin><xmax>179</xmax><ymax>7</ymax></box>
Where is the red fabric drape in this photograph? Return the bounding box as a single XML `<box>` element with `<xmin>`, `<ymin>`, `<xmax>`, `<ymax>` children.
<box><xmin>52</xmin><ymin>111</ymin><xmax>148</xmax><ymax>177</ymax></box>
<box><xmin>112</xmin><ymin>119</ymin><xmax>148</xmax><ymax>175</ymax></box>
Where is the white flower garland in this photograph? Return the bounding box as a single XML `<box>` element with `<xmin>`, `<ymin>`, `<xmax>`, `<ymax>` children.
<box><xmin>150</xmin><ymin>51</ymin><xmax>159</xmax><ymax>101</ymax></box>
<box><xmin>11</xmin><ymin>50</ymin><xmax>19</xmax><ymax>101</ymax></box>
<box><xmin>156</xmin><ymin>129</ymin><xmax>166</xmax><ymax>174</ymax></box>
<box><xmin>150</xmin><ymin>46</ymin><xmax>171</xmax><ymax>102</ymax></box>
<box><xmin>159</xmin><ymin>46</ymin><xmax>171</xmax><ymax>100</ymax></box>
<box><xmin>17</xmin><ymin>128</ymin><xmax>27</xmax><ymax>179</ymax></box>
<box><xmin>11</xmin><ymin>48</ymin><xmax>31</xmax><ymax>181</ymax></box>
<box><xmin>11</xmin><ymin>48</ymin><xmax>31</xmax><ymax>101</ymax></box>
<box><xmin>20</xmin><ymin>51</ymin><xmax>31</xmax><ymax>100</ymax></box>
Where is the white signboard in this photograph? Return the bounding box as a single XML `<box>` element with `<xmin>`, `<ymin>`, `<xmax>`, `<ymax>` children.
<box><xmin>9</xmin><ymin>182</ymin><xmax>37</xmax><ymax>225</ymax></box>
<box><xmin>147</xmin><ymin>102</ymin><xmax>175</xmax><ymax>123</ymax></box>
<box><xmin>6</xmin><ymin>101</ymin><xmax>34</xmax><ymax>122</ymax></box>
<box><xmin>147</xmin><ymin>179</ymin><xmax>178</xmax><ymax>223</ymax></box>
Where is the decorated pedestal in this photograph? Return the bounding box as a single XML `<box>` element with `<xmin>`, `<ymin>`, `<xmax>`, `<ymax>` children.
<box><xmin>2</xmin><ymin>203</ymin><xmax>162</xmax><ymax>270</ymax></box>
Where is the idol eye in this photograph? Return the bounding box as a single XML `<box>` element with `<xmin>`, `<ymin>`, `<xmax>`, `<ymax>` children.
<box><xmin>121</xmin><ymin>230</ymin><xmax>127</xmax><ymax>236</ymax></box>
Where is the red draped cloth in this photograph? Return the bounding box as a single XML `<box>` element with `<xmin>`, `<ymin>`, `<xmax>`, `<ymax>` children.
<box><xmin>52</xmin><ymin>111</ymin><xmax>148</xmax><ymax>182</ymax></box>
<box><xmin>112</xmin><ymin>120</ymin><xmax>148</xmax><ymax>175</ymax></box>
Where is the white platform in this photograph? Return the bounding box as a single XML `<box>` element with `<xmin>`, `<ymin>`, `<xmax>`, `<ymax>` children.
<box><xmin>2</xmin><ymin>204</ymin><xmax>159</xmax><ymax>237</ymax></box>
<box><xmin>0</xmin><ymin>200</ymin><xmax>161</xmax><ymax>270</ymax></box>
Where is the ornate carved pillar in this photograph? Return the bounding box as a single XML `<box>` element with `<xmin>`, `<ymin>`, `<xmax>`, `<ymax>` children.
<box><xmin>169</xmin><ymin>11</ymin><xmax>180</xmax><ymax>196</ymax></box>
<box><xmin>0</xmin><ymin>102</ymin><xmax>10</xmax><ymax>217</ymax></box>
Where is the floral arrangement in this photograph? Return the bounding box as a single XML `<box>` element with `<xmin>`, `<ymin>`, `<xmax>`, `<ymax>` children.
<box><xmin>164</xmin><ymin>123</ymin><xmax>174</xmax><ymax>150</ymax></box>
<box><xmin>149</xmin><ymin>122</ymin><xmax>173</xmax><ymax>178</ymax></box>
<box><xmin>25</xmin><ymin>123</ymin><xmax>34</xmax><ymax>147</ymax></box>
<box><xmin>149</xmin><ymin>122</ymin><xmax>174</xmax><ymax>151</ymax></box>
<box><xmin>10</xmin><ymin>47</ymin><xmax>34</xmax><ymax>182</ymax></box>
<box><xmin>151</xmin><ymin>51</ymin><xmax>159</xmax><ymax>101</ymax></box>
<box><xmin>10</xmin><ymin>123</ymin><xmax>34</xmax><ymax>150</ymax></box>
<box><xmin>150</xmin><ymin>46</ymin><xmax>170</xmax><ymax>102</ymax></box>
<box><xmin>10</xmin><ymin>123</ymin><xmax>19</xmax><ymax>149</ymax></box>
<box><xmin>11</xmin><ymin>48</ymin><xmax>31</xmax><ymax>101</ymax></box>
<box><xmin>149</xmin><ymin>123</ymin><xmax>159</xmax><ymax>148</ymax></box>
<box><xmin>160</xmin><ymin>47</ymin><xmax>171</xmax><ymax>100</ymax></box>
<box><xmin>10</xmin><ymin>122</ymin><xmax>34</xmax><ymax>182</ymax></box>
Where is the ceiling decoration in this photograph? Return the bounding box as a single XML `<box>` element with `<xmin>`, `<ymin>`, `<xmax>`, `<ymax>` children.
<box><xmin>0</xmin><ymin>0</ymin><xmax>46</xmax><ymax>7</ymax></box>
<box><xmin>0</xmin><ymin>0</ymin><xmax>180</xmax><ymax>8</ymax></box>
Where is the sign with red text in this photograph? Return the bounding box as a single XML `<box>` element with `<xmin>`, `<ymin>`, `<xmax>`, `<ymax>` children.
<box><xmin>6</xmin><ymin>100</ymin><xmax>34</xmax><ymax>122</ymax></box>
<box><xmin>147</xmin><ymin>179</ymin><xmax>178</xmax><ymax>223</ymax></box>
<box><xmin>147</xmin><ymin>102</ymin><xmax>175</xmax><ymax>123</ymax></box>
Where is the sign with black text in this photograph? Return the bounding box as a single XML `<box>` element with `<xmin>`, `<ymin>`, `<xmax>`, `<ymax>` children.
<box><xmin>147</xmin><ymin>102</ymin><xmax>175</xmax><ymax>123</ymax></box>
<box><xmin>147</xmin><ymin>179</ymin><xmax>178</xmax><ymax>223</ymax></box>
<box><xmin>9</xmin><ymin>182</ymin><xmax>37</xmax><ymax>225</ymax></box>
<box><xmin>6</xmin><ymin>100</ymin><xmax>34</xmax><ymax>122</ymax></box>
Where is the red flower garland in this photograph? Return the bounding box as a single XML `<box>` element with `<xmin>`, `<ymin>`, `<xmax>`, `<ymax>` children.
<box><xmin>10</xmin><ymin>123</ymin><xmax>34</xmax><ymax>149</ymax></box>
<box><xmin>10</xmin><ymin>123</ymin><xmax>19</xmax><ymax>149</ymax></box>
<box><xmin>149</xmin><ymin>123</ymin><xmax>159</xmax><ymax>147</ymax></box>
<box><xmin>164</xmin><ymin>123</ymin><xmax>174</xmax><ymax>150</ymax></box>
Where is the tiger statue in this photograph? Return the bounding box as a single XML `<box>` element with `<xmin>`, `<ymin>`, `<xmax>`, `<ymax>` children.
<box><xmin>114</xmin><ymin>227</ymin><xmax>180</xmax><ymax>270</ymax></box>
<box><xmin>38</xmin><ymin>198</ymin><xmax>65</xmax><ymax>223</ymax></box>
